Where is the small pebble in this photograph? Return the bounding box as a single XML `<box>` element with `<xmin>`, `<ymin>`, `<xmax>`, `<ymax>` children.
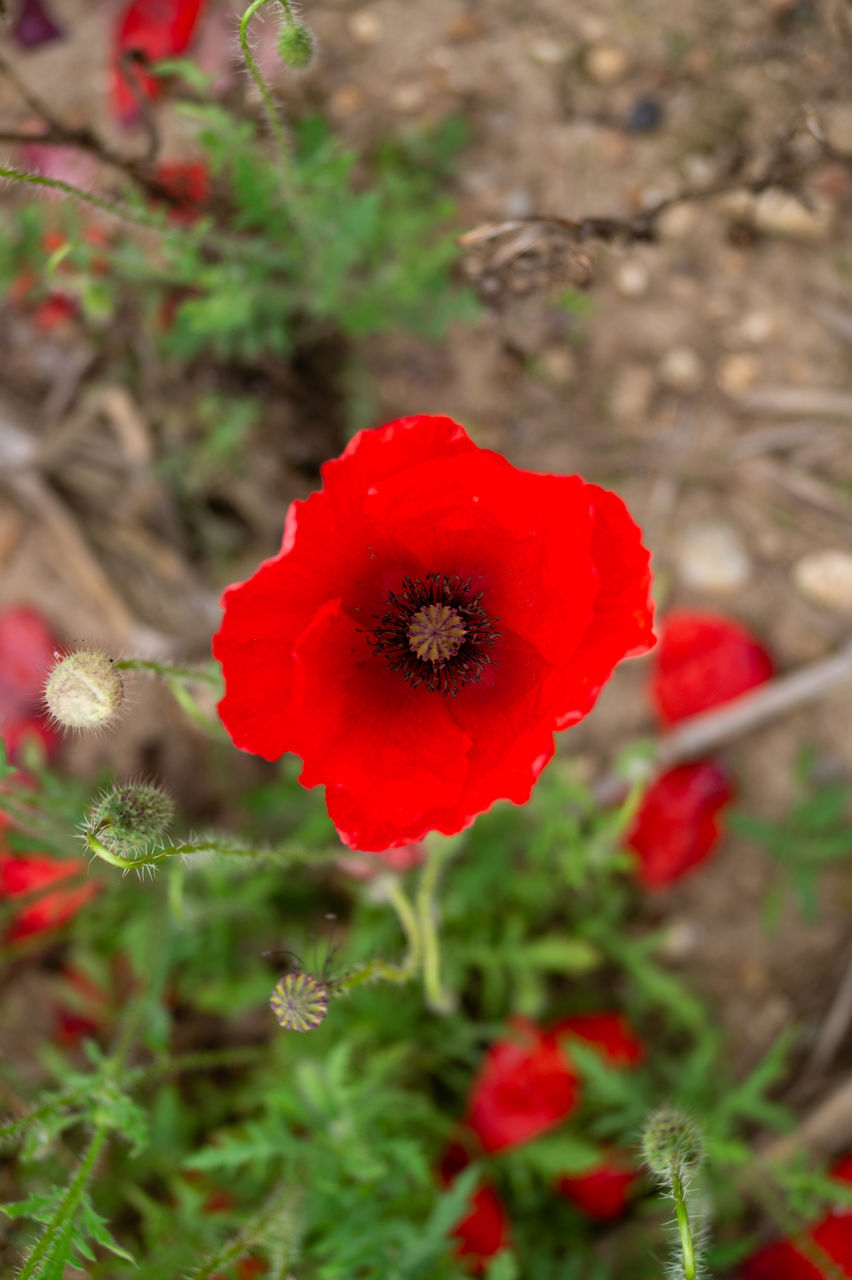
<box><xmin>658</xmin><ymin>346</ymin><xmax>704</xmax><ymax>393</ymax></box>
<box><xmin>791</xmin><ymin>549</ymin><xmax>852</xmax><ymax>612</ymax></box>
<box><xmin>614</xmin><ymin>259</ymin><xmax>650</xmax><ymax>298</ymax></box>
<box><xmin>390</xmin><ymin>82</ymin><xmax>427</xmax><ymax>113</ymax></box>
<box><xmin>752</xmin><ymin>189</ymin><xmax>836</xmax><ymax>241</ymax></box>
<box><xmin>625</xmin><ymin>96</ymin><xmax>663</xmax><ymax>132</ymax></box>
<box><xmin>529</xmin><ymin>37</ymin><xmax>565</xmax><ymax>66</ymax></box>
<box><xmin>716</xmin><ymin>352</ymin><xmax>762</xmax><ymax>395</ymax></box>
<box><xmin>609</xmin><ymin>363</ymin><xmax>655</xmax><ymax>423</ymax></box>
<box><xmin>330</xmin><ymin>85</ymin><xmax>366</xmax><ymax>117</ymax></box>
<box><xmin>676</xmin><ymin>520</ymin><xmax>752</xmax><ymax>592</ymax></box>
<box><xmin>656</xmin><ymin>202</ymin><xmax>699</xmax><ymax>241</ymax></box>
<box><xmin>585</xmin><ymin>42</ymin><xmax>629</xmax><ymax>85</ymax></box>
<box><xmin>822</xmin><ymin>102</ymin><xmax>852</xmax><ymax>154</ymax></box>
<box><xmin>348</xmin><ymin>8</ymin><xmax>383</xmax><ymax>44</ymax></box>
<box><xmin>538</xmin><ymin>346</ymin><xmax>578</xmax><ymax>386</ymax></box>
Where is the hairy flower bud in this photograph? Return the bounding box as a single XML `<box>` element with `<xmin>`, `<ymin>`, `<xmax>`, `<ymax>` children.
<box><xmin>45</xmin><ymin>651</ymin><xmax>124</xmax><ymax>731</ymax></box>
<box><xmin>277</xmin><ymin>21</ymin><xmax>314</xmax><ymax>69</ymax></box>
<box><xmin>641</xmin><ymin>1107</ymin><xmax>703</xmax><ymax>1185</ymax></box>
<box><xmin>270</xmin><ymin>970</ymin><xmax>329</xmax><ymax>1031</ymax></box>
<box><xmin>86</xmin><ymin>783</ymin><xmax>174</xmax><ymax>858</ymax></box>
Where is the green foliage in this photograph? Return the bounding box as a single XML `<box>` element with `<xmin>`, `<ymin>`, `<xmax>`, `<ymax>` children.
<box><xmin>731</xmin><ymin>748</ymin><xmax>852</xmax><ymax>922</ymax></box>
<box><xmin>1</xmin><ymin>749</ymin><xmax>840</xmax><ymax>1279</ymax></box>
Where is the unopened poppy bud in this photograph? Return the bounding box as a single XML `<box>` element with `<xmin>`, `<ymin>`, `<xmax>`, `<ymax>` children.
<box><xmin>641</xmin><ymin>1107</ymin><xmax>703</xmax><ymax>1185</ymax></box>
<box><xmin>277</xmin><ymin>21</ymin><xmax>314</xmax><ymax>69</ymax></box>
<box><xmin>86</xmin><ymin>783</ymin><xmax>174</xmax><ymax>858</ymax></box>
<box><xmin>270</xmin><ymin>970</ymin><xmax>329</xmax><ymax>1031</ymax></box>
<box><xmin>45</xmin><ymin>651</ymin><xmax>124</xmax><ymax>731</ymax></box>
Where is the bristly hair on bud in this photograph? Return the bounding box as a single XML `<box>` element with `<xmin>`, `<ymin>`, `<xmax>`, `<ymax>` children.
<box><xmin>277</xmin><ymin>19</ymin><xmax>315</xmax><ymax>69</ymax></box>
<box><xmin>84</xmin><ymin>782</ymin><xmax>174</xmax><ymax>861</ymax></box>
<box><xmin>45</xmin><ymin>650</ymin><xmax>124</xmax><ymax>733</ymax></box>
<box><xmin>642</xmin><ymin>1106</ymin><xmax>704</xmax><ymax>1187</ymax></box>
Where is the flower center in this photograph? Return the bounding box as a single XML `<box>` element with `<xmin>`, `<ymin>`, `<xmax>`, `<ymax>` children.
<box><xmin>368</xmin><ymin>572</ymin><xmax>499</xmax><ymax>695</ymax></box>
<box><xmin>408</xmin><ymin>603</ymin><xmax>466</xmax><ymax>663</ymax></box>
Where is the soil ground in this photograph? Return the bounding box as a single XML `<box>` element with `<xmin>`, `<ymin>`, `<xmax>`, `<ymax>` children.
<box><xmin>1</xmin><ymin>0</ymin><xmax>852</xmax><ymax>1121</ymax></box>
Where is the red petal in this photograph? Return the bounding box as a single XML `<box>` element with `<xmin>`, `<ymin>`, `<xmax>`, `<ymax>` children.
<box><xmin>651</xmin><ymin>611</ymin><xmax>773</xmax><ymax>726</ymax></box>
<box><xmin>0</xmin><ymin>852</ymin><xmax>97</xmax><ymax>940</ymax></box>
<box><xmin>626</xmin><ymin>761</ymin><xmax>733</xmax><ymax>887</ymax></box>
<box><xmin>112</xmin><ymin>0</ymin><xmax>208</xmax><ymax>123</ymax></box>
<box><xmin>0</xmin><ymin>606</ymin><xmax>57</xmax><ymax>720</ymax></box>
<box><xmin>557</xmin><ymin>1151</ymin><xmax>637</xmax><ymax>1220</ymax></box>
<box><xmin>452</xmin><ymin>1183</ymin><xmax>510</xmax><ymax>1270</ymax></box>
<box><xmin>467</xmin><ymin>1019</ymin><xmax>580</xmax><ymax>1153</ymax></box>
<box><xmin>552</xmin><ymin>1013</ymin><xmax>644</xmax><ymax>1066</ymax></box>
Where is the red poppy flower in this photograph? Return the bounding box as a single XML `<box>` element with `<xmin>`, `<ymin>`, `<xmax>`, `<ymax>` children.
<box><xmin>0</xmin><ymin>850</ymin><xmax>97</xmax><ymax>941</ymax></box>
<box><xmin>438</xmin><ymin>1140</ymin><xmax>511</xmax><ymax>1273</ymax></box>
<box><xmin>0</xmin><ymin>606</ymin><xmax>60</xmax><ymax>764</ymax></box>
<box><xmin>112</xmin><ymin>0</ymin><xmax>209</xmax><ymax>124</ymax></box>
<box><xmin>741</xmin><ymin>1156</ymin><xmax>852</xmax><ymax>1279</ymax></box>
<box><xmin>153</xmin><ymin>160</ymin><xmax>211</xmax><ymax>222</ymax></box>
<box><xmin>467</xmin><ymin>1014</ymin><xmax>642</xmax><ymax>1154</ymax></box>
<box><xmin>651</xmin><ymin>611</ymin><xmax>773</xmax><ymax>726</ymax></box>
<box><xmin>214</xmin><ymin>415</ymin><xmax>653</xmax><ymax>852</ymax></box>
<box><xmin>557</xmin><ymin>1149</ymin><xmax>637</xmax><ymax>1220</ymax></box>
<box><xmin>626</xmin><ymin>760</ymin><xmax>733</xmax><ymax>886</ymax></box>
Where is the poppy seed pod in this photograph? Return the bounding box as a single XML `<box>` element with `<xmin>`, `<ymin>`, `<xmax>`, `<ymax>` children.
<box><xmin>86</xmin><ymin>783</ymin><xmax>174</xmax><ymax>859</ymax></box>
<box><xmin>45</xmin><ymin>651</ymin><xmax>124</xmax><ymax>732</ymax></box>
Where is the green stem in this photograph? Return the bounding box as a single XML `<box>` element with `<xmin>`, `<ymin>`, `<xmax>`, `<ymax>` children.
<box><xmin>188</xmin><ymin>1182</ymin><xmax>299</xmax><ymax>1280</ymax></box>
<box><xmin>416</xmin><ymin>839</ymin><xmax>457</xmax><ymax>1014</ymax></box>
<box><xmin>671</xmin><ymin>1172</ymin><xmax>696</xmax><ymax>1280</ymax></box>
<box><xmin>114</xmin><ymin>658</ymin><xmax>221</xmax><ymax>684</ymax></box>
<box><xmin>334</xmin><ymin>877</ymin><xmax>422</xmax><ymax>994</ymax></box>
<box><xmin>0</xmin><ymin>165</ymin><xmax>166</xmax><ymax>233</ymax></box>
<box><xmin>85</xmin><ymin>832</ymin><xmax>341</xmax><ymax>872</ymax></box>
<box><xmin>17</xmin><ymin>1122</ymin><xmax>108</xmax><ymax>1280</ymax></box>
<box><xmin>239</xmin><ymin>0</ymin><xmax>292</xmax><ymax>171</ymax></box>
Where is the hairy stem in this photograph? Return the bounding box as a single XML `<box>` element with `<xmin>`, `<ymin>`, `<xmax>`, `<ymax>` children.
<box><xmin>0</xmin><ymin>165</ymin><xmax>166</xmax><ymax>232</ymax></box>
<box><xmin>239</xmin><ymin>0</ymin><xmax>292</xmax><ymax>172</ymax></box>
<box><xmin>417</xmin><ymin>839</ymin><xmax>458</xmax><ymax>1014</ymax></box>
<box><xmin>16</xmin><ymin>1122</ymin><xmax>108</xmax><ymax>1280</ymax></box>
<box><xmin>671</xmin><ymin>1172</ymin><xmax>696</xmax><ymax>1280</ymax></box>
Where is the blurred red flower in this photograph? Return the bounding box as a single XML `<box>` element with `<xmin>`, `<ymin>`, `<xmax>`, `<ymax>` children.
<box><xmin>651</xmin><ymin>611</ymin><xmax>773</xmax><ymax>726</ymax></box>
<box><xmin>0</xmin><ymin>849</ymin><xmax>97</xmax><ymax>941</ymax></box>
<box><xmin>112</xmin><ymin>0</ymin><xmax>209</xmax><ymax>124</ymax></box>
<box><xmin>438</xmin><ymin>1140</ymin><xmax>511</xmax><ymax>1273</ymax></box>
<box><xmin>556</xmin><ymin>1149</ymin><xmax>637</xmax><ymax>1220</ymax></box>
<box><xmin>741</xmin><ymin>1155</ymin><xmax>852</xmax><ymax>1279</ymax></box>
<box><xmin>626</xmin><ymin>760</ymin><xmax>733</xmax><ymax>886</ymax></box>
<box><xmin>214</xmin><ymin>415</ymin><xmax>654</xmax><ymax>852</ymax></box>
<box><xmin>0</xmin><ymin>606</ymin><xmax>60</xmax><ymax>764</ymax></box>
<box><xmin>467</xmin><ymin>1014</ymin><xmax>642</xmax><ymax>1154</ymax></box>
<box><xmin>153</xmin><ymin>160</ymin><xmax>211</xmax><ymax>222</ymax></box>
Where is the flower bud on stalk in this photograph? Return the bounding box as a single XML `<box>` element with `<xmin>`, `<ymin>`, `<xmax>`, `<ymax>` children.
<box><xmin>277</xmin><ymin>20</ymin><xmax>314</xmax><ymax>69</ymax></box>
<box><xmin>45</xmin><ymin>651</ymin><xmax>124</xmax><ymax>732</ymax></box>
<box><xmin>85</xmin><ymin>783</ymin><xmax>174</xmax><ymax>860</ymax></box>
<box><xmin>642</xmin><ymin>1107</ymin><xmax>703</xmax><ymax>1186</ymax></box>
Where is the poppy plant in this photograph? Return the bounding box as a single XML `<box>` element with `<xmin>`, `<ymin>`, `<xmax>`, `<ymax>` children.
<box><xmin>214</xmin><ymin>415</ymin><xmax>653</xmax><ymax>851</ymax></box>
<box><xmin>0</xmin><ymin>846</ymin><xmax>97</xmax><ymax>941</ymax></box>
<box><xmin>556</xmin><ymin>1149</ymin><xmax>637</xmax><ymax>1220</ymax></box>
